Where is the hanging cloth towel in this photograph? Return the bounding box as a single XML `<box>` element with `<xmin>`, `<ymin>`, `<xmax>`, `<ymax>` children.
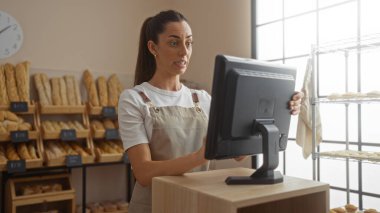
<box><xmin>296</xmin><ymin>58</ymin><xmax>322</xmax><ymax>159</ymax></box>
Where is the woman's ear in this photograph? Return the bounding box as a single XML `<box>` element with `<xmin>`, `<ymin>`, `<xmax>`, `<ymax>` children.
<box><xmin>147</xmin><ymin>40</ymin><xmax>157</xmax><ymax>57</ymax></box>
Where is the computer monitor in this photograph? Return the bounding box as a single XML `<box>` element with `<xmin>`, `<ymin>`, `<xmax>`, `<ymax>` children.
<box><xmin>205</xmin><ymin>55</ymin><xmax>296</xmax><ymax>185</ymax></box>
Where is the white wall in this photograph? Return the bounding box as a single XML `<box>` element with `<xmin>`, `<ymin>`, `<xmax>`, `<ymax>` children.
<box><xmin>0</xmin><ymin>0</ymin><xmax>251</xmax><ymax>204</ymax></box>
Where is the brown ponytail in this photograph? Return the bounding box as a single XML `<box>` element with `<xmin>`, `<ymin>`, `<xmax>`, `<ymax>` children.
<box><xmin>134</xmin><ymin>10</ymin><xmax>188</xmax><ymax>86</ymax></box>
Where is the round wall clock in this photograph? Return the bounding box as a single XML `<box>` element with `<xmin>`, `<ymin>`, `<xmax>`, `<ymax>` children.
<box><xmin>0</xmin><ymin>11</ymin><xmax>23</xmax><ymax>59</ymax></box>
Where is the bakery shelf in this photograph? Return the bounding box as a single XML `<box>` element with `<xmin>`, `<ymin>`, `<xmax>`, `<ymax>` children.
<box><xmin>315</xmin><ymin>97</ymin><xmax>380</xmax><ymax>104</ymax></box>
<box><xmin>39</xmin><ymin>105</ymin><xmax>86</xmax><ymax>114</ymax></box>
<box><xmin>42</xmin><ymin>129</ymin><xmax>90</xmax><ymax>140</ymax></box>
<box><xmin>0</xmin><ymin>102</ymin><xmax>36</xmax><ymax>114</ymax></box>
<box><xmin>0</xmin><ymin>130</ymin><xmax>39</xmax><ymax>142</ymax></box>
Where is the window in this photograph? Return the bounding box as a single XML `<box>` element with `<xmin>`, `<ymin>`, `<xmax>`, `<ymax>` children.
<box><xmin>253</xmin><ymin>0</ymin><xmax>380</xmax><ymax>210</ymax></box>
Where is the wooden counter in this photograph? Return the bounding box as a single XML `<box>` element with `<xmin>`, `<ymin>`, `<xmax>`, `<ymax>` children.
<box><xmin>152</xmin><ymin>167</ymin><xmax>329</xmax><ymax>213</ymax></box>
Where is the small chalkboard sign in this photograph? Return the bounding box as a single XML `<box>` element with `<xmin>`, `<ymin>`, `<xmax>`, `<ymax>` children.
<box><xmin>66</xmin><ymin>155</ymin><xmax>82</xmax><ymax>167</ymax></box>
<box><xmin>7</xmin><ymin>160</ymin><xmax>26</xmax><ymax>173</ymax></box>
<box><xmin>123</xmin><ymin>153</ymin><xmax>130</xmax><ymax>164</ymax></box>
<box><xmin>60</xmin><ymin>129</ymin><xmax>77</xmax><ymax>141</ymax></box>
<box><xmin>10</xmin><ymin>102</ymin><xmax>28</xmax><ymax>112</ymax></box>
<box><xmin>102</xmin><ymin>107</ymin><xmax>117</xmax><ymax>118</ymax></box>
<box><xmin>105</xmin><ymin>129</ymin><xmax>120</xmax><ymax>140</ymax></box>
<box><xmin>10</xmin><ymin>130</ymin><xmax>29</xmax><ymax>143</ymax></box>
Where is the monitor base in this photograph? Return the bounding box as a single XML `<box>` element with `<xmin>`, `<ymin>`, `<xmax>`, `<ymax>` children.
<box><xmin>225</xmin><ymin>171</ymin><xmax>283</xmax><ymax>185</ymax></box>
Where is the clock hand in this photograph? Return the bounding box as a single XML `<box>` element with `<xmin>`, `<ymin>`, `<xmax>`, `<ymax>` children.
<box><xmin>0</xmin><ymin>25</ymin><xmax>12</xmax><ymax>35</ymax></box>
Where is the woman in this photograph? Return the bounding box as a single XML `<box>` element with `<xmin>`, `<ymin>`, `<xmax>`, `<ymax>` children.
<box><xmin>118</xmin><ymin>10</ymin><xmax>303</xmax><ymax>213</ymax></box>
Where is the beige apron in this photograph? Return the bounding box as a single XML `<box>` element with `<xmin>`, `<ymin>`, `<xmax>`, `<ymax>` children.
<box><xmin>128</xmin><ymin>90</ymin><xmax>209</xmax><ymax>213</ymax></box>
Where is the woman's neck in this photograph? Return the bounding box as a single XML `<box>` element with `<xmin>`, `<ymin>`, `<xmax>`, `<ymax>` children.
<box><xmin>148</xmin><ymin>75</ymin><xmax>181</xmax><ymax>91</ymax></box>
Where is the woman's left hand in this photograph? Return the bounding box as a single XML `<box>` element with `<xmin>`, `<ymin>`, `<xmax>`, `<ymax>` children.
<box><xmin>289</xmin><ymin>91</ymin><xmax>304</xmax><ymax>115</ymax></box>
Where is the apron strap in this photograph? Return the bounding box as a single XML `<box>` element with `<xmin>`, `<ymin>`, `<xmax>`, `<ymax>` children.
<box><xmin>190</xmin><ymin>90</ymin><xmax>202</xmax><ymax>113</ymax></box>
<box><xmin>136</xmin><ymin>90</ymin><xmax>159</xmax><ymax>112</ymax></box>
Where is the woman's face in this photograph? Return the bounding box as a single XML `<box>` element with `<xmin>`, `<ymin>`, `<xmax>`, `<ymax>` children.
<box><xmin>150</xmin><ymin>21</ymin><xmax>193</xmax><ymax>77</ymax></box>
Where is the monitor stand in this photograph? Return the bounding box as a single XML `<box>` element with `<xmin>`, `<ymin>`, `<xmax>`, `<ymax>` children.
<box><xmin>225</xmin><ymin>119</ymin><xmax>284</xmax><ymax>185</ymax></box>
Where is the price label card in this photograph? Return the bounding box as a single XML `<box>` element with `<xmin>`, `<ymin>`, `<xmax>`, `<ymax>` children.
<box><xmin>123</xmin><ymin>153</ymin><xmax>130</xmax><ymax>164</ymax></box>
<box><xmin>7</xmin><ymin>160</ymin><xmax>26</xmax><ymax>173</ymax></box>
<box><xmin>60</xmin><ymin>129</ymin><xmax>77</xmax><ymax>141</ymax></box>
<box><xmin>10</xmin><ymin>102</ymin><xmax>28</xmax><ymax>112</ymax></box>
<box><xmin>102</xmin><ymin>107</ymin><xmax>117</xmax><ymax>118</ymax></box>
<box><xmin>66</xmin><ymin>155</ymin><xmax>82</xmax><ymax>167</ymax></box>
<box><xmin>105</xmin><ymin>129</ymin><xmax>120</xmax><ymax>140</ymax></box>
<box><xmin>11</xmin><ymin>130</ymin><xmax>29</xmax><ymax>143</ymax></box>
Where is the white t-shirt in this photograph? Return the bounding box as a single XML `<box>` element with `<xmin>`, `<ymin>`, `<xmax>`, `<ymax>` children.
<box><xmin>118</xmin><ymin>82</ymin><xmax>211</xmax><ymax>151</ymax></box>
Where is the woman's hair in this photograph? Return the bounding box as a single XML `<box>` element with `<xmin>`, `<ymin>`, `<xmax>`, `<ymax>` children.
<box><xmin>134</xmin><ymin>10</ymin><xmax>188</xmax><ymax>86</ymax></box>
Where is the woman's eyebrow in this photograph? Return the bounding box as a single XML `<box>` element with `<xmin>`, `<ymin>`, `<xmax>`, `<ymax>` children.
<box><xmin>168</xmin><ymin>35</ymin><xmax>193</xmax><ymax>39</ymax></box>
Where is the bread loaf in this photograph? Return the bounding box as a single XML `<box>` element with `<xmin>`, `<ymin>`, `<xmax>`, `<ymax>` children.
<box><xmin>91</xmin><ymin>120</ymin><xmax>104</xmax><ymax>130</ymax></box>
<box><xmin>83</xmin><ymin>70</ymin><xmax>100</xmax><ymax>106</ymax></box>
<box><xmin>42</xmin><ymin>120</ymin><xmax>55</xmax><ymax>132</ymax></box>
<box><xmin>51</xmin><ymin>78</ymin><xmax>62</xmax><ymax>105</ymax></box>
<box><xmin>5</xmin><ymin>111</ymin><xmax>18</xmax><ymax>121</ymax></box>
<box><xmin>74</xmin><ymin>121</ymin><xmax>85</xmax><ymax>130</ymax></box>
<box><xmin>6</xmin><ymin>144</ymin><xmax>20</xmax><ymax>160</ymax></box>
<box><xmin>34</xmin><ymin>74</ymin><xmax>50</xmax><ymax>105</ymax></box>
<box><xmin>0</xmin><ymin>125</ymin><xmax>7</xmax><ymax>133</ymax></box>
<box><xmin>97</xmin><ymin>76</ymin><xmax>108</xmax><ymax>106</ymax></box>
<box><xmin>72</xmin><ymin>76</ymin><xmax>82</xmax><ymax>105</ymax></box>
<box><xmin>58</xmin><ymin>121</ymin><xmax>70</xmax><ymax>130</ymax></box>
<box><xmin>103</xmin><ymin>119</ymin><xmax>116</xmax><ymax>129</ymax></box>
<box><xmin>40</xmin><ymin>73</ymin><xmax>52</xmax><ymax>105</ymax></box>
<box><xmin>70</xmin><ymin>143</ymin><xmax>89</xmax><ymax>157</ymax></box>
<box><xmin>15</xmin><ymin>62</ymin><xmax>29</xmax><ymax>102</ymax></box>
<box><xmin>18</xmin><ymin>122</ymin><xmax>32</xmax><ymax>131</ymax></box>
<box><xmin>107</xmin><ymin>74</ymin><xmax>119</xmax><ymax>107</ymax></box>
<box><xmin>0</xmin><ymin>111</ymin><xmax>4</xmax><ymax>121</ymax></box>
<box><xmin>59</xmin><ymin>77</ymin><xmax>68</xmax><ymax>105</ymax></box>
<box><xmin>0</xmin><ymin>146</ymin><xmax>7</xmax><ymax>163</ymax></box>
<box><xmin>51</xmin><ymin>121</ymin><xmax>62</xmax><ymax>131</ymax></box>
<box><xmin>17</xmin><ymin>143</ymin><xmax>32</xmax><ymax>160</ymax></box>
<box><xmin>65</xmin><ymin>75</ymin><xmax>76</xmax><ymax>105</ymax></box>
<box><xmin>0</xmin><ymin>65</ymin><xmax>9</xmax><ymax>105</ymax></box>
<box><xmin>27</xmin><ymin>143</ymin><xmax>38</xmax><ymax>159</ymax></box>
<box><xmin>4</xmin><ymin>63</ymin><xmax>20</xmax><ymax>102</ymax></box>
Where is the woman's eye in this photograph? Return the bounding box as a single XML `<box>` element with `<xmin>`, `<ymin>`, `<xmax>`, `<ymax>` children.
<box><xmin>186</xmin><ymin>41</ymin><xmax>193</xmax><ymax>47</ymax></box>
<box><xmin>169</xmin><ymin>41</ymin><xmax>177</xmax><ymax>47</ymax></box>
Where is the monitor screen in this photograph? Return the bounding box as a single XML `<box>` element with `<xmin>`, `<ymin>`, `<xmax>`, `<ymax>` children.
<box><xmin>205</xmin><ymin>55</ymin><xmax>296</xmax><ymax>184</ymax></box>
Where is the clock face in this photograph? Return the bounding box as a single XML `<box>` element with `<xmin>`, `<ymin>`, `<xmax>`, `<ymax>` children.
<box><xmin>0</xmin><ymin>11</ymin><xmax>23</xmax><ymax>59</ymax></box>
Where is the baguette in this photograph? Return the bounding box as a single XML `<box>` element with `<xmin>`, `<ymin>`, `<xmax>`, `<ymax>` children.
<box><xmin>97</xmin><ymin>76</ymin><xmax>108</xmax><ymax>106</ymax></box>
<box><xmin>4</xmin><ymin>63</ymin><xmax>20</xmax><ymax>102</ymax></box>
<box><xmin>27</xmin><ymin>143</ymin><xmax>38</xmax><ymax>159</ymax></box>
<box><xmin>51</xmin><ymin>78</ymin><xmax>62</xmax><ymax>105</ymax></box>
<box><xmin>91</xmin><ymin>120</ymin><xmax>104</xmax><ymax>130</ymax></box>
<box><xmin>6</xmin><ymin>144</ymin><xmax>20</xmax><ymax>160</ymax></box>
<box><xmin>17</xmin><ymin>143</ymin><xmax>32</xmax><ymax>160</ymax></box>
<box><xmin>34</xmin><ymin>74</ymin><xmax>50</xmax><ymax>105</ymax></box>
<box><xmin>107</xmin><ymin>74</ymin><xmax>119</xmax><ymax>107</ymax></box>
<box><xmin>18</xmin><ymin>122</ymin><xmax>32</xmax><ymax>131</ymax></box>
<box><xmin>72</xmin><ymin>76</ymin><xmax>82</xmax><ymax>105</ymax></box>
<box><xmin>5</xmin><ymin>111</ymin><xmax>18</xmax><ymax>121</ymax></box>
<box><xmin>103</xmin><ymin>119</ymin><xmax>116</xmax><ymax>129</ymax></box>
<box><xmin>83</xmin><ymin>70</ymin><xmax>100</xmax><ymax>106</ymax></box>
<box><xmin>65</xmin><ymin>75</ymin><xmax>76</xmax><ymax>105</ymax></box>
<box><xmin>70</xmin><ymin>143</ymin><xmax>89</xmax><ymax>157</ymax></box>
<box><xmin>40</xmin><ymin>73</ymin><xmax>52</xmax><ymax>105</ymax></box>
<box><xmin>15</xmin><ymin>62</ymin><xmax>29</xmax><ymax>102</ymax></box>
<box><xmin>59</xmin><ymin>77</ymin><xmax>68</xmax><ymax>105</ymax></box>
<box><xmin>0</xmin><ymin>145</ymin><xmax>7</xmax><ymax>162</ymax></box>
<box><xmin>0</xmin><ymin>65</ymin><xmax>9</xmax><ymax>105</ymax></box>
<box><xmin>74</xmin><ymin>121</ymin><xmax>85</xmax><ymax>130</ymax></box>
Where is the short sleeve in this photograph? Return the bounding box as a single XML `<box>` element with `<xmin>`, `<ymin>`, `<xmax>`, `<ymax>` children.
<box><xmin>118</xmin><ymin>89</ymin><xmax>149</xmax><ymax>151</ymax></box>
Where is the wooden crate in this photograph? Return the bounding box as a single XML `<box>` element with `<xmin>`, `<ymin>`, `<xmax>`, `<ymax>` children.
<box><xmin>40</xmin><ymin>104</ymin><xmax>86</xmax><ymax>114</ymax></box>
<box><xmin>0</xmin><ymin>141</ymin><xmax>44</xmax><ymax>171</ymax></box>
<box><xmin>42</xmin><ymin>129</ymin><xmax>90</xmax><ymax>140</ymax></box>
<box><xmin>87</xmin><ymin>103</ymin><xmax>118</xmax><ymax>115</ymax></box>
<box><xmin>0</xmin><ymin>101</ymin><xmax>36</xmax><ymax>114</ymax></box>
<box><xmin>0</xmin><ymin>131</ymin><xmax>39</xmax><ymax>142</ymax></box>
<box><xmin>6</xmin><ymin>173</ymin><xmax>76</xmax><ymax>213</ymax></box>
<box><xmin>42</xmin><ymin>139</ymin><xmax>95</xmax><ymax>167</ymax></box>
<box><xmin>94</xmin><ymin>148</ymin><xmax>123</xmax><ymax>163</ymax></box>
